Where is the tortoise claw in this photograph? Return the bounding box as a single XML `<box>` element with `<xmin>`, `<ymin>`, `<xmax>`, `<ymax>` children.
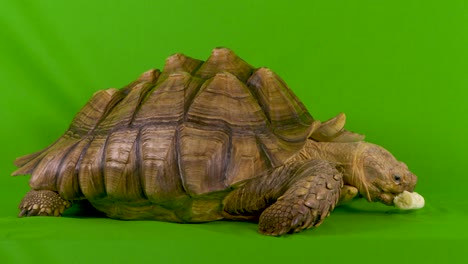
<box><xmin>18</xmin><ymin>209</ymin><xmax>28</xmax><ymax>217</ymax></box>
<box><xmin>26</xmin><ymin>208</ymin><xmax>40</xmax><ymax>217</ymax></box>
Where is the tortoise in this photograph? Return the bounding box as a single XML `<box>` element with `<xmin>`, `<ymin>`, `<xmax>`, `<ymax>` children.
<box><xmin>12</xmin><ymin>47</ymin><xmax>419</xmax><ymax>236</ymax></box>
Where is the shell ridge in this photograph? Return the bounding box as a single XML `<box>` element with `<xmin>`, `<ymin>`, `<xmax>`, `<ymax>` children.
<box><xmin>247</xmin><ymin>68</ymin><xmax>314</xmax><ymax>144</ymax></box>
<box><xmin>74</xmin><ymin>135</ymin><xmax>93</xmax><ymax>176</ymax></box>
<box><xmin>276</xmin><ymin>75</ymin><xmax>314</xmax><ymax>126</ymax></box>
<box><xmin>246</xmin><ymin>70</ymin><xmax>273</xmax><ymax>126</ymax></box>
<box><xmin>104</xmin><ymin>128</ymin><xmax>145</xmax><ymax>200</ymax></box>
<box><xmin>94</xmin><ymin>69</ymin><xmax>161</xmax><ymax>132</ymax></box>
<box><xmin>68</xmin><ymin>89</ymin><xmax>123</xmax><ymax>135</ymax></box>
<box><xmin>127</xmin><ymin>69</ymin><xmax>161</xmax><ymax>127</ymax></box>
<box><xmin>183</xmin><ymin>77</ymin><xmax>211</xmax><ymax>122</ymax></box>
<box><xmin>54</xmin><ymin>139</ymin><xmax>83</xmax><ymax>191</ymax></box>
<box><xmin>255</xmin><ymin>134</ymin><xmax>274</xmax><ymax>169</ymax></box>
<box><xmin>133</xmin><ymin>73</ymin><xmax>202</xmax><ymax>127</ymax></box>
<box><xmin>78</xmin><ymin>134</ymin><xmax>108</xmax><ymax>199</ymax></box>
<box><xmin>188</xmin><ymin>59</ymin><xmax>204</xmax><ymax>76</ymax></box>
<box><xmin>99</xmin><ymin>83</ymin><xmax>154</xmax><ymax>130</ymax></box>
<box><xmin>175</xmin><ymin>125</ymin><xmax>189</xmax><ymax>196</ymax></box>
<box><xmin>84</xmin><ymin>91</ymin><xmax>127</xmax><ymax>134</ymax></box>
<box><xmin>183</xmin><ymin>77</ymin><xmax>209</xmax><ymax>121</ymax></box>
<box><xmin>100</xmin><ymin>132</ymin><xmax>110</xmax><ymax>198</ymax></box>
<box><xmin>56</xmin><ymin>138</ymin><xmax>92</xmax><ymax>199</ymax></box>
<box><xmin>128</xmin><ymin>82</ymin><xmax>158</xmax><ymax>127</ymax></box>
<box><xmin>177</xmin><ymin>125</ymin><xmax>230</xmax><ymax>196</ymax></box>
<box><xmin>102</xmin><ymin>127</ymin><xmax>120</xmax><ymax>197</ymax></box>
<box><xmin>185</xmin><ymin>72</ymin><xmax>266</xmax><ymax>129</ymax></box>
<box><xmin>134</xmin><ymin>127</ymin><xmax>147</xmax><ymax>200</ymax></box>
<box><xmin>221</xmin><ymin>126</ymin><xmax>233</xmax><ymax>189</ymax></box>
<box><xmin>139</xmin><ymin>124</ymin><xmax>188</xmax><ymax>202</ymax></box>
<box><xmin>104</xmin><ymin>129</ymin><xmax>143</xmax><ymax>201</ymax></box>
<box><xmin>132</xmin><ymin>76</ymin><xmax>186</xmax><ymax>126</ymax></box>
<box><xmin>57</xmin><ymin>137</ymin><xmax>93</xmax><ymax>199</ymax></box>
<box><xmin>29</xmin><ymin>136</ymin><xmax>82</xmax><ymax>191</ymax></box>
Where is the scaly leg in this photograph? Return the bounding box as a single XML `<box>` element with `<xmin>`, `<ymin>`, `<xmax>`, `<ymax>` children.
<box><xmin>223</xmin><ymin>159</ymin><xmax>343</xmax><ymax>236</ymax></box>
<box><xmin>18</xmin><ymin>190</ymin><xmax>72</xmax><ymax>217</ymax></box>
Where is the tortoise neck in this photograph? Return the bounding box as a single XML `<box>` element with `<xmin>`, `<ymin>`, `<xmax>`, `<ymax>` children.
<box><xmin>297</xmin><ymin>140</ymin><xmax>368</xmax><ymax>186</ymax></box>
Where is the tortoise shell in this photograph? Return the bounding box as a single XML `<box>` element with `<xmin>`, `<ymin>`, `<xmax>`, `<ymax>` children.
<box><xmin>13</xmin><ymin>48</ymin><xmax>315</xmax><ymax>205</ymax></box>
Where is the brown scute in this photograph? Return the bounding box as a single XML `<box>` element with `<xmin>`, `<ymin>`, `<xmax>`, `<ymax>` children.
<box><xmin>186</xmin><ymin>72</ymin><xmax>266</xmax><ymax>129</ymax></box>
<box><xmin>78</xmin><ymin>134</ymin><xmax>107</xmax><ymax>199</ymax></box>
<box><xmin>132</xmin><ymin>72</ymin><xmax>202</xmax><ymax>126</ymax></box>
<box><xmin>28</xmin><ymin>135</ymin><xmax>81</xmax><ymax>191</ymax></box>
<box><xmin>224</xmin><ymin>135</ymin><xmax>269</xmax><ymax>186</ymax></box>
<box><xmin>68</xmin><ymin>88</ymin><xmax>119</xmax><ymax>135</ymax></box>
<box><xmin>247</xmin><ymin>67</ymin><xmax>314</xmax><ymax>142</ymax></box>
<box><xmin>57</xmin><ymin>138</ymin><xmax>91</xmax><ymax>200</ymax></box>
<box><xmin>182</xmin><ymin>71</ymin><xmax>308</xmax><ymax>192</ymax></box>
<box><xmin>104</xmin><ymin>128</ymin><xmax>144</xmax><ymax>201</ymax></box>
<box><xmin>140</xmin><ymin>125</ymin><xmax>187</xmax><ymax>202</ymax></box>
<box><xmin>255</xmin><ymin>129</ymin><xmax>304</xmax><ymax>167</ymax></box>
<box><xmin>96</xmin><ymin>82</ymin><xmax>155</xmax><ymax>131</ymax></box>
<box><xmin>195</xmin><ymin>48</ymin><xmax>254</xmax><ymax>82</ymax></box>
<box><xmin>13</xmin><ymin>47</ymin><xmax>316</xmax><ymax>203</ymax></box>
<box><xmin>178</xmin><ymin>125</ymin><xmax>230</xmax><ymax>196</ymax></box>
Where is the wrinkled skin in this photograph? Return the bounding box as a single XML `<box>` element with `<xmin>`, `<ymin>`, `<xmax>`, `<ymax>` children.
<box><xmin>222</xmin><ymin>141</ymin><xmax>420</xmax><ymax>235</ymax></box>
<box><xmin>299</xmin><ymin>140</ymin><xmax>418</xmax><ymax>207</ymax></box>
<box><xmin>352</xmin><ymin>143</ymin><xmax>418</xmax><ymax>205</ymax></box>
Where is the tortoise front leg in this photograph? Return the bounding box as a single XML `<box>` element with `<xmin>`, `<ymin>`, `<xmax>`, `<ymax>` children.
<box><xmin>223</xmin><ymin>159</ymin><xmax>343</xmax><ymax>236</ymax></box>
<box><xmin>18</xmin><ymin>190</ymin><xmax>72</xmax><ymax>217</ymax></box>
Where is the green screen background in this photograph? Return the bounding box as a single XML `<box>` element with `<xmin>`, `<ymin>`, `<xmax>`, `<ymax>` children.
<box><xmin>1</xmin><ymin>0</ymin><xmax>467</xmax><ymax>262</ymax></box>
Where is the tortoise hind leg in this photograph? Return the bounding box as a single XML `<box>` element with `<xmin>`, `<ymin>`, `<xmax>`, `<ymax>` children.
<box><xmin>223</xmin><ymin>159</ymin><xmax>343</xmax><ymax>236</ymax></box>
<box><xmin>18</xmin><ymin>190</ymin><xmax>72</xmax><ymax>217</ymax></box>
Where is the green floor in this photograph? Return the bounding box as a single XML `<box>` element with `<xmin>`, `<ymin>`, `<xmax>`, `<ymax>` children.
<box><xmin>1</xmin><ymin>182</ymin><xmax>467</xmax><ymax>262</ymax></box>
<box><xmin>1</xmin><ymin>0</ymin><xmax>467</xmax><ymax>263</ymax></box>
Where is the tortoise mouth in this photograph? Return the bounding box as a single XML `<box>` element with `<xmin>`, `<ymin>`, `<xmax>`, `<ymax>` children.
<box><xmin>378</xmin><ymin>193</ymin><xmax>395</xmax><ymax>206</ymax></box>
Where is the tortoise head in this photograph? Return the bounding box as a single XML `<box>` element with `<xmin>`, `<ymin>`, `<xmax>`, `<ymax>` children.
<box><xmin>352</xmin><ymin>143</ymin><xmax>418</xmax><ymax>206</ymax></box>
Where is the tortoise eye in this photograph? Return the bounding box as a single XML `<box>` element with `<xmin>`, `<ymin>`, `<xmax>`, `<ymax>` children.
<box><xmin>393</xmin><ymin>175</ymin><xmax>401</xmax><ymax>184</ymax></box>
